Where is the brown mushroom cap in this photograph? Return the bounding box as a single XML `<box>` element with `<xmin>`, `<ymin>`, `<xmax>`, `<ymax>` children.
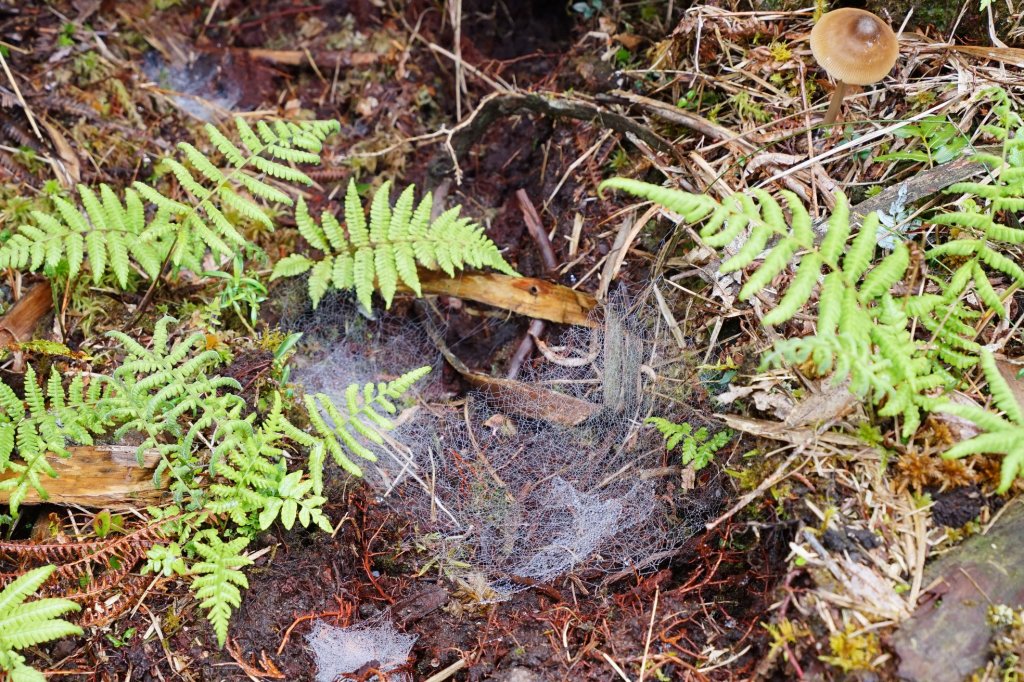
<box><xmin>810</xmin><ymin>8</ymin><xmax>899</xmax><ymax>85</ymax></box>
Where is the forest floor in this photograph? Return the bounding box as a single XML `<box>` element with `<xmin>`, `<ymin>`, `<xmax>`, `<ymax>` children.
<box><xmin>1</xmin><ymin>1</ymin><xmax>1023</xmax><ymax>681</ymax></box>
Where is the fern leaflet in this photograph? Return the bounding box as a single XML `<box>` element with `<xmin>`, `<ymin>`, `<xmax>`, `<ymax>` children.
<box><xmin>939</xmin><ymin>350</ymin><xmax>1024</xmax><ymax>493</ymax></box>
<box><xmin>646</xmin><ymin>417</ymin><xmax>732</xmax><ymax>471</ymax></box>
<box><xmin>0</xmin><ymin>564</ymin><xmax>82</xmax><ymax>682</ymax></box>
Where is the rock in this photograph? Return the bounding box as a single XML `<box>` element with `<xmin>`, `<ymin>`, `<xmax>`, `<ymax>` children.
<box><xmin>891</xmin><ymin>502</ymin><xmax>1024</xmax><ymax>681</ymax></box>
<box><xmin>492</xmin><ymin>667</ymin><xmax>541</xmax><ymax>682</ymax></box>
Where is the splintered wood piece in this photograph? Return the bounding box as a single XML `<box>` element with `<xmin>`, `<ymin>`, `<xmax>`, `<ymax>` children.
<box><xmin>0</xmin><ymin>446</ymin><xmax>168</xmax><ymax>509</ymax></box>
<box><xmin>0</xmin><ymin>280</ymin><xmax>53</xmax><ymax>346</ymax></box>
<box><xmin>413</xmin><ymin>272</ymin><xmax>597</xmax><ymax>327</ymax></box>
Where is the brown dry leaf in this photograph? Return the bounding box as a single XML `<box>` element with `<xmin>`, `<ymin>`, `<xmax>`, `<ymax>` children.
<box><xmin>721</xmin><ymin>414</ymin><xmax>863</xmax><ymax>447</ymax></box>
<box><xmin>40</xmin><ymin>119</ymin><xmax>80</xmax><ymax>187</ymax></box>
<box><xmin>995</xmin><ymin>357</ymin><xmax>1024</xmax><ymax>412</ymax></box>
<box><xmin>464</xmin><ymin>373</ymin><xmax>602</xmax><ymax>428</ymax></box>
<box><xmin>931</xmin><ymin>391</ymin><xmax>984</xmax><ymax>442</ymax></box>
<box><xmin>784</xmin><ymin>383</ymin><xmax>858</xmax><ymax>428</ymax></box>
<box><xmin>614</xmin><ymin>33</ymin><xmax>645</xmax><ymax>50</ymax></box>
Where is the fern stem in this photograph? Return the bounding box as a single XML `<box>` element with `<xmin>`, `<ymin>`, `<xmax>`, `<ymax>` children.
<box><xmin>125</xmin><ymin>234</ymin><xmax>178</xmax><ymax>329</ymax></box>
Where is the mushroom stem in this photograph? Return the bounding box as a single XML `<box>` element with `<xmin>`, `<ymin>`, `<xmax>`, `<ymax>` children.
<box><xmin>823</xmin><ymin>80</ymin><xmax>848</xmax><ymax>126</ymax></box>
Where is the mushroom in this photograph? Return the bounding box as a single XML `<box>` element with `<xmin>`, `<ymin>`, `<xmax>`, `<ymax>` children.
<box><xmin>810</xmin><ymin>8</ymin><xmax>899</xmax><ymax>126</ymax></box>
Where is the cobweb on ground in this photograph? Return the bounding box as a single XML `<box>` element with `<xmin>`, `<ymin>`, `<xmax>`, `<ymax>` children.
<box><xmin>305</xmin><ymin>617</ymin><xmax>416</xmax><ymax>682</ymax></box>
<box><xmin>272</xmin><ymin>280</ymin><xmax>722</xmax><ymax>596</ymax></box>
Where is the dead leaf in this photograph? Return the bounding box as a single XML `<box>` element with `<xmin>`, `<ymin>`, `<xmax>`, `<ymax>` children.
<box><xmin>995</xmin><ymin>357</ymin><xmax>1024</xmax><ymax>413</ymax></box>
<box><xmin>784</xmin><ymin>382</ymin><xmax>857</xmax><ymax>428</ymax></box>
<box><xmin>39</xmin><ymin>119</ymin><xmax>80</xmax><ymax>188</ymax></box>
<box><xmin>614</xmin><ymin>33</ymin><xmax>645</xmax><ymax>50</ymax></box>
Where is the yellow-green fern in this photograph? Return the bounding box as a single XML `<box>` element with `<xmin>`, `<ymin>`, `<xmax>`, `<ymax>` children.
<box><xmin>0</xmin><ymin>119</ymin><xmax>339</xmax><ymax>287</ymax></box>
<box><xmin>0</xmin><ymin>565</ymin><xmax>82</xmax><ymax>682</ymax></box>
<box><xmin>939</xmin><ymin>350</ymin><xmax>1024</xmax><ymax>493</ymax></box>
<box><xmin>270</xmin><ymin>180</ymin><xmax>519</xmax><ymax>309</ymax></box>
<box><xmin>599</xmin><ymin>179</ymin><xmax>946</xmax><ymax>439</ymax></box>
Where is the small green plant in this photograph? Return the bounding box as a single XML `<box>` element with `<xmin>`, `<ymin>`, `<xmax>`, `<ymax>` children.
<box><xmin>730</xmin><ymin>91</ymin><xmax>772</xmax><ymax>124</ymax></box>
<box><xmin>819</xmin><ymin>624</ymin><xmax>880</xmax><ymax>673</ymax></box>
<box><xmin>874</xmin><ymin>115</ymin><xmax>970</xmax><ymax>166</ymax></box>
<box><xmin>105</xmin><ymin>626</ymin><xmax>136</xmax><ymax>648</ymax></box>
<box><xmin>646</xmin><ymin>417</ymin><xmax>732</xmax><ymax>471</ymax></box>
<box><xmin>270</xmin><ymin>180</ymin><xmax>518</xmax><ymax>309</ymax></box>
<box><xmin>203</xmin><ymin>255</ymin><xmax>268</xmax><ymax>333</ymax></box>
<box><xmin>0</xmin><ymin>565</ymin><xmax>83</xmax><ymax>682</ymax></box>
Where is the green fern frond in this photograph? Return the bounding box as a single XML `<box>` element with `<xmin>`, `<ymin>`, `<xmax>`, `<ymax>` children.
<box><xmin>0</xmin><ymin>366</ymin><xmax>106</xmax><ymax>515</ymax></box>
<box><xmin>98</xmin><ymin>317</ymin><xmax>243</xmax><ymax>502</ymax></box>
<box><xmin>598</xmin><ymin>177</ymin><xmax>718</xmax><ymax>223</ymax></box>
<box><xmin>205</xmin><ymin>413</ymin><xmax>332</xmax><ymax>533</ymax></box>
<box><xmin>0</xmin><ymin>564</ymin><xmax>82</xmax><ymax>682</ymax></box>
<box><xmin>0</xmin><ymin>118</ymin><xmax>339</xmax><ymax>288</ymax></box>
<box><xmin>601</xmin><ymin>180</ymin><xmax>955</xmax><ymax>440</ymax></box>
<box><xmin>646</xmin><ymin>416</ymin><xmax>731</xmax><ymax>471</ymax></box>
<box><xmin>271</xmin><ymin>181</ymin><xmax>518</xmax><ymax>309</ymax></box>
<box><xmin>268</xmin><ymin>366</ymin><xmax>430</xmax><ymax>488</ymax></box>
<box><xmin>190</xmin><ymin>531</ymin><xmax>253</xmax><ymax>648</ymax></box>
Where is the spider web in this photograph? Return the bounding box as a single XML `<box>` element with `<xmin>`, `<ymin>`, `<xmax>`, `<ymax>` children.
<box><xmin>276</xmin><ymin>281</ymin><xmax>721</xmax><ymax>596</ymax></box>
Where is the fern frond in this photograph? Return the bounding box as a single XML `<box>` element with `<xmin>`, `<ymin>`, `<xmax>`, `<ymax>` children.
<box><xmin>939</xmin><ymin>349</ymin><xmax>1024</xmax><ymax>492</ymax></box>
<box><xmin>270</xmin><ymin>366</ymin><xmax>430</xmax><ymax>484</ymax></box>
<box><xmin>597</xmin><ymin>177</ymin><xmax>718</xmax><ymax>223</ymax></box>
<box><xmin>271</xmin><ymin>180</ymin><xmax>518</xmax><ymax>309</ymax></box>
<box><xmin>0</xmin><ymin>564</ymin><xmax>82</xmax><ymax>682</ymax></box>
<box><xmin>0</xmin><ymin>118</ymin><xmax>339</xmax><ymax>288</ymax></box>
<box><xmin>646</xmin><ymin>416</ymin><xmax>731</xmax><ymax>471</ymax></box>
<box><xmin>190</xmin><ymin>531</ymin><xmax>253</xmax><ymax>648</ymax></box>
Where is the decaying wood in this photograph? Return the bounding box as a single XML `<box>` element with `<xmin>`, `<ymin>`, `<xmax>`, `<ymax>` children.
<box><xmin>212</xmin><ymin>47</ymin><xmax>379</xmax><ymax>70</ymax></box>
<box><xmin>461</xmin><ymin>373</ymin><xmax>603</xmax><ymax>427</ymax></box>
<box><xmin>0</xmin><ymin>446</ymin><xmax>167</xmax><ymax>508</ymax></box>
<box><xmin>831</xmin><ymin>149</ymin><xmax>997</xmax><ymax>231</ymax></box>
<box><xmin>412</xmin><ymin>272</ymin><xmax>597</xmax><ymax>327</ymax></box>
<box><xmin>0</xmin><ymin>280</ymin><xmax>53</xmax><ymax>347</ymax></box>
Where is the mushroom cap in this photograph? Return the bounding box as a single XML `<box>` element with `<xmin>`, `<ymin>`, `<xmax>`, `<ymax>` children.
<box><xmin>810</xmin><ymin>8</ymin><xmax>899</xmax><ymax>85</ymax></box>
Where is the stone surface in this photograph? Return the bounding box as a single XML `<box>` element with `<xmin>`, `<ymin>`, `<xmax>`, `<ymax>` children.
<box><xmin>892</xmin><ymin>502</ymin><xmax>1024</xmax><ymax>681</ymax></box>
<box><xmin>493</xmin><ymin>668</ymin><xmax>541</xmax><ymax>682</ymax></box>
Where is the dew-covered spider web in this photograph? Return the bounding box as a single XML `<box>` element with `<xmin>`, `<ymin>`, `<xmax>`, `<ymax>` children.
<box><xmin>305</xmin><ymin>617</ymin><xmax>416</xmax><ymax>682</ymax></box>
<box><xmin>271</xmin><ymin>281</ymin><xmax>723</xmax><ymax>597</ymax></box>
